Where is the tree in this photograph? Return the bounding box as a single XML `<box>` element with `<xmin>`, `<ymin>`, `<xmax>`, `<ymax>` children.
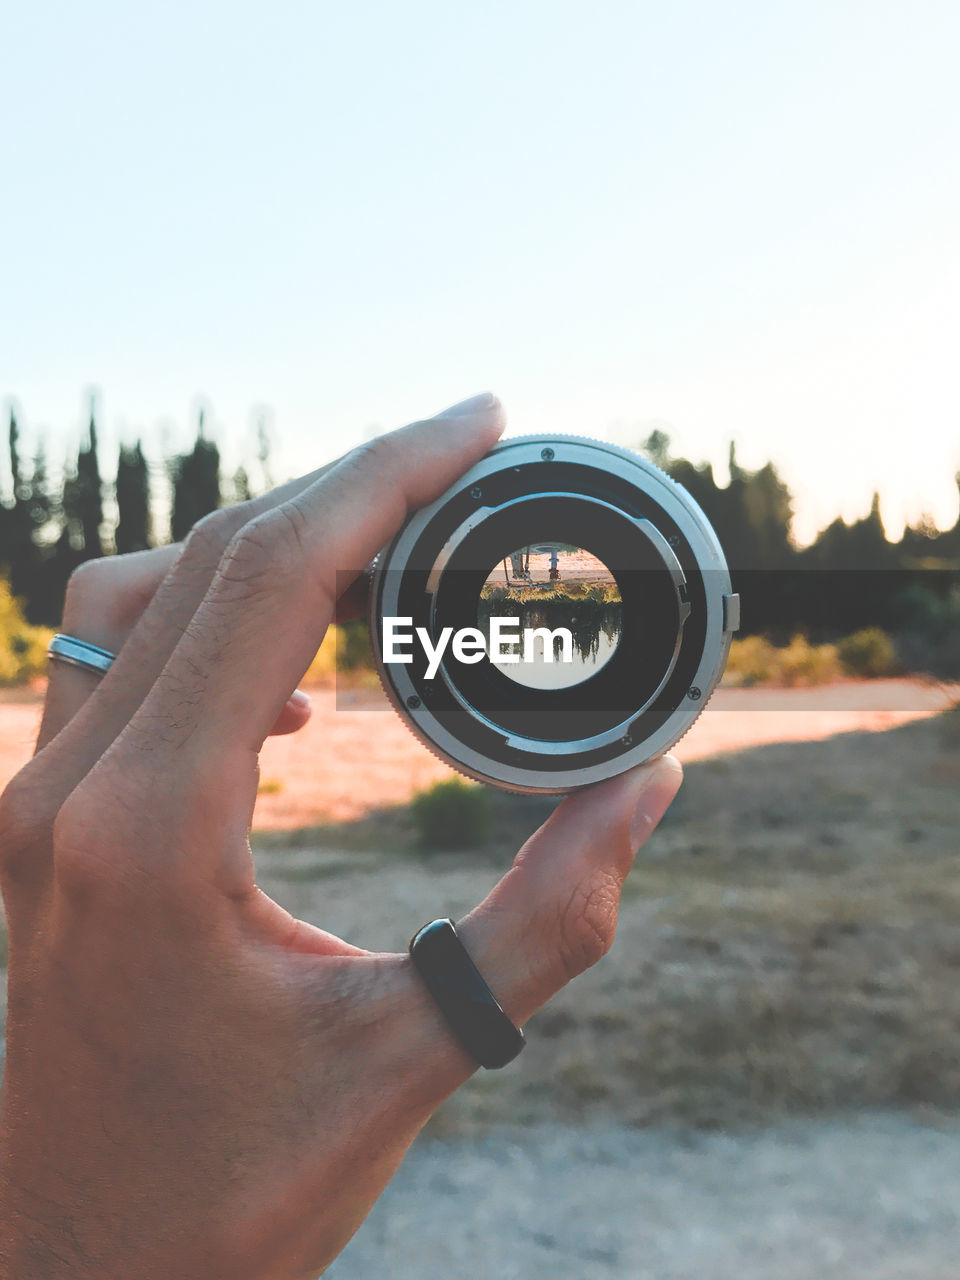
<box><xmin>115</xmin><ymin>441</ymin><xmax>152</xmax><ymax>554</ymax></box>
<box><xmin>232</xmin><ymin>465</ymin><xmax>253</xmax><ymax>504</ymax></box>
<box><xmin>1</xmin><ymin>408</ymin><xmax>84</xmax><ymax>626</ymax></box>
<box><xmin>728</xmin><ymin>440</ymin><xmax>745</xmax><ymax>486</ymax></box>
<box><xmin>40</xmin><ymin>524</ymin><xmax>84</xmax><ymax>625</ymax></box>
<box><xmin>641</xmin><ymin>428</ymin><xmax>671</xmax><ymax>470</ymax></box>
<box><xmin>804</xmin><ymin>492</ymin><xmax>893</xmax><ymax>571</ymax></box>
<box><xmin>256</xmin><ymin>413</ymin><xmax>273</xmax><ymax>492</ymax></box>
<box><xmin>61</xmin><ymin>401</ymin><xmax>104</xmax><ymax>560</ymax></box>
<box><xmin>743</xmin><ymin>462</ymin><xmax>794</xmax><ymax>568</ymax></box>
<box><xmin>2</xmin><ymin>406</ymin><xmax>38</xmax><ymax>602</ymax></box>
<box><xmin>27</xmin><ymin>439</ymin><xmax>53</xmax><ymax>539</ymax></box>
<box><xmin>944</xmin><ymin>472</ymin><xmax>960</xmax><ymax>559</ymax></box>
<box><xmin>170</xmin><ymin>410</ymin><xmax>221</xmax><ymax>541</ymax></box>
<box><xmin>8</xmin><ymin>406</ymin><xmax>23</xmax><ymax>503</ymax></box>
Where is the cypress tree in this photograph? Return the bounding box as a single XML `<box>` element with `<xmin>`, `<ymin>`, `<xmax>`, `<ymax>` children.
<box><xmin>256</xmin><ymin>414</ymin><xmax>273</xmax><ymax>492</ymax></box>
<box><xmin>27</xmin><ymin>439</ymin><xmax>52</xmax><ymax>538</ymax></box>
<box><xmin>641</xmin><ymin>428</ymin><xmax>671</xmax><ymax>470</ymax></box>
<box><xmin>232</xmin><ymin>464</ymin><xmax>253</xmax><ymax>504</ymax></box>
<box><xmin>75</xmin><ymin>404</ymin><xmax>104</xmax><ymax>559</ymax></box>
<box><xmin>8</xmin><ymin>406</ymin><xmax>22</xmax><ymax>502</ymax></box>
<box><xmin>115</xmin><ymin>441</ymin><xmax>152</xmax><ymax>553</ymax></box>
<box><xmin>2</xmin><ymin>407</ymin><xmax>37</xmax><ymax>602</ymax></box>
<box><xmin>170</xmin><ymin>410</ymin><xmax>221</xmax><ymax>541</ymax></box>
<box><xmin>61</xmin><ymin>409</ymin><xmax>104</xmax><ymax>562</ymax></box>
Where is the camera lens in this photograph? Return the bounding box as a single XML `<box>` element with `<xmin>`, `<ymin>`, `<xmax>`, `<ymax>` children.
<box><xmin>370</xmin><ymin>435</ymin><xmax>739</xmax><ymax>794</ymax></box>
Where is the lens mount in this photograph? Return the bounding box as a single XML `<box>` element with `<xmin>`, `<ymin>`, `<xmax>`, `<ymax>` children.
<box><xmin>370</xmin><ymin>435</ymin><xmax>739</xmax><ymax>793</ymax></box>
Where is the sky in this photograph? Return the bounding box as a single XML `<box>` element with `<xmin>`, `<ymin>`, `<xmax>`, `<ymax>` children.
<box><xmin>2</xmin><ymin>0</ymin><xmax>959</xmax><ymax>545</ymax></box>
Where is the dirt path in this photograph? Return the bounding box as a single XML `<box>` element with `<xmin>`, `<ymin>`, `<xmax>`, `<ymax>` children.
<box><xmin>1</xmin><ymin>678</ymin><xmax>955</xmax><ymax>828</ymax></box>
<box><xmin>327</xmin><ymin>1115</ymin><xmax>960</xmax><ymax>1280</ymax></box>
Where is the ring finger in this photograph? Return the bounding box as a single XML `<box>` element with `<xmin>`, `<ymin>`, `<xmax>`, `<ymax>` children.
<box><xmin>38</xmin><ymin>545</ymin><xmax>316</xmax><ymax>751</ymax></box>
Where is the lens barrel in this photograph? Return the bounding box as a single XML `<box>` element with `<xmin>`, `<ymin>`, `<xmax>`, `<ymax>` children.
<box><xmin>370</xmin><ymin>435</ymin><xmax>739</xmax><ymax>793</ymax></box>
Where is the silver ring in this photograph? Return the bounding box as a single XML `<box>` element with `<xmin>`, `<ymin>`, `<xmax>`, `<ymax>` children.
<box><xmin>47</xmin><ymin>633</ymin><xmax>116</xmax><ymax>676</ymax></box>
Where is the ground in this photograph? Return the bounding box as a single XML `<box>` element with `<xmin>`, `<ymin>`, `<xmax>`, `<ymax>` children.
<box><xmin>246</xmin><ymin>695</ymin><xmax>960</xmax><ymax>1134</ymax></box>
<box><xmin>327</xmin><ymin>1115</ymin><xmax>960</xmax><ymax>1280</ymax></box>
<box><xmin>1</xmin><ymin>676</ymin><xmax>954</xmax><ymax>827</ymax></box>
<box><xmin>1</xmin><ymin>679</ymin><xmax>959</xmax><ymax>1276</ymax></box>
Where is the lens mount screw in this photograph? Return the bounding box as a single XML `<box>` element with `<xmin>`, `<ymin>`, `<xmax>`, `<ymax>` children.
<box><xmin>469</xmin><ymin>486</ymin><xmax>483</xmax><ymax>499</ymax></box>
<box><xmin>668</xmin><ymin>535</ymin><xmax>681</xmax><ymax>548</ymax></box>
<box><xmin>687</xmin><ymin>686</ymin><xmax>702</xmax><ymax>701</ymax></box>
<box><xmin>620</xmin><ymin>733</ymin><xmax>633</xmax><ymax>745</ymax></box>
<box><xmin>407</xmin><ymin>695</ymin><xmax>422</xmax><ymax>710</ymax></box>
<box><xmin>540</xmin><ymin>447</ymin><xmax>555</xmax><ymax>461</ymax></box>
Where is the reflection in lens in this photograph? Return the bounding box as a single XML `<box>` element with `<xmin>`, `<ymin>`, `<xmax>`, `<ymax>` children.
<box><xmin>477</xmin><ymin>544</ymin><xmax>622</xmax><ymax>689</ymax></box>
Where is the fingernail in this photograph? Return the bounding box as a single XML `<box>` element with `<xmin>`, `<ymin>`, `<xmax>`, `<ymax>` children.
<box><xmin>629</xmin><ymin>754</ymin><xmax>683</xmax><ymax>850</ymax></box>
<box><xmin>436</xmin><ymin>391</ymin><xmax>498</xmax><ymax>418</ymax></box>
<box><xmin>288</xmin><ymin>688</ymin><xmax>312</xmax><ymax>710</ymax></box>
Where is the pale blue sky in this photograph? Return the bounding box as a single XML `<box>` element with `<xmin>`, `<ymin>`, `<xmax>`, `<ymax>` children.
<box><xmin>2</xmin><ymin>0</ymin><xmax>958</xmax><ymax>543</ymax></box>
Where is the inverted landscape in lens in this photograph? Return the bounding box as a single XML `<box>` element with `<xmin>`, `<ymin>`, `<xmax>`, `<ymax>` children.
<box><xmin>478</xmin><ymin>543</ymin><xmax>622</xmax><ymax>690</ymax></box>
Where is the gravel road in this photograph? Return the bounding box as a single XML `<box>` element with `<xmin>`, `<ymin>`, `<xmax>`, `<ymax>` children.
<box><xmin>328</xmin><ymin>1114</ymin><xmax>960</xmax><ymax>1279</ymax></box>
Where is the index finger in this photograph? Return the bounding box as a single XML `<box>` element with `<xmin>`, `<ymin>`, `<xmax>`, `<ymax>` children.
<box><xmin>121</xmin><ymin>395</ymin><xmax>504</xmax><ymax>771</ymax></box>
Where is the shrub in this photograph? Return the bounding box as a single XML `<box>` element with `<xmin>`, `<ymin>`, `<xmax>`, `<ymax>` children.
<box><xmin>304</xmin><ymin>619</ymin><xmax>376</xmax><ymax>684</ymax></box>
<box><xmin>336</xmin><ymin>618</ymin><xmax>375</xmax><ymax>671</ymax></box>
<box><xmin>410</xmin><ymin>776</ymin><xmax>493</xmax><ymax>850</ymax></box>
<box><xmin>837</xmin><ymin>627</ymin><xmax>898</xmax><ymax>678</ymax></box>
<box><xmin>0</xmin><ymin>576</ymin><xmax>52</xmax><ymax>686</ymax></box>
<box><xmin>723</xmin><ymin>634</ymin><xmax>777</xmax><ymax>687</ymax></box>
<box><xmin>724</xmin><ymin>633</ymin><xmax>843</xmax><ymax>687</ymax></box>
<box><xmin>776</xmin><ymin>634</ymin><xmax>844</xmax><ymax>686</ymax></box>
<box><xmin>893</xmin><ymin>585</ymin><xmax>960</xmax><ymax>680</ymax></box>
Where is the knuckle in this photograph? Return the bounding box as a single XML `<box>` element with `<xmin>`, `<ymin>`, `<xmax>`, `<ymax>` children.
<box><xmin>61</xmin><ymin>555</ymin><xmax>137</xmax><ymax>639</ymax></box>
<box><xmin>348</xmin><ymin>435</ymin><xmax>399</xmax><ymax>475</ymax></box>
<box><xmin>194</xmin><ymin>505</ymin><xmax>242</xmax><ymax>541</ymax></box>
<box><xmin>182</xmin><ymin>507</ymin><xmax>247</xmax><ymax>564</ymax></box>
<box><xmin>554</xmin><ymin>870</ymin><xmax>621</xmax><ymax>982</ymax></box>
<box><xmin>271</xmin><ymin>497</ymin><xmax>311</xmax><ymax>551</ymax></box>
<box><xmin>65</xmin><ymin>556</ymin><xmax>108</xmax><ymax>596</ymax></box>
<box><xmin>215</xmin><ymin>508</ymin><xmax>303</xmax><ymax>596</ymax></box>
<box><xmin>62</xmin><ymin>556</ymin><xmax>111</xmax><ymax>619</ymax></box>
<box><xmin>0</xmin><ymin>766</ymin><xmax>56</xmax><ymax>878</ymax></box>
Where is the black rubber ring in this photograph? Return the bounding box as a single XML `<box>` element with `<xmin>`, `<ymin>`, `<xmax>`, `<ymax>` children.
<box><xmin>408</xmin><ymin>918</ymin><xmax>526</xmax><ymax>1070</ymax></box>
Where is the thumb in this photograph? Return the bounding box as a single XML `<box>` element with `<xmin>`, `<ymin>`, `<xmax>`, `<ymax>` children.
<box><xmin>456</xmin><ymin>755</ymin><xmax>683</xmax><ymax>1026</ymax></box>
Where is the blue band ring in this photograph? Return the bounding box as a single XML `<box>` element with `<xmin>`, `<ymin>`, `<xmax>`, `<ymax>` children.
<box><xmin>47</xmin><ymin>634</ymin><xmax>116</xmax><ymax>676</ymax></box>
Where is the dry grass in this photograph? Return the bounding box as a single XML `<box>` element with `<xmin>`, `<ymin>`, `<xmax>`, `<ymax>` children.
<box><xmin>517</xmin><ymin>705</ymin><xmax>960</xmax><ymax>1130</ymax></box>
<box><xmin>2</xmin><ymin>703</ymin><xmax>958</xmax><ymax>1134</ymax></box>
<box><xmin>253</xmin><ymin>704</ymin><xmax>960</xmax><ymax>1132</ymax></box>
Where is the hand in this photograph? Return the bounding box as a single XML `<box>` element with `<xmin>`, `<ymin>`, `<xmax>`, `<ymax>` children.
<box><xmin>0</xmin><ymin>394</ymin><xmax>683</xmax><ymax>1280</ymax></box>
